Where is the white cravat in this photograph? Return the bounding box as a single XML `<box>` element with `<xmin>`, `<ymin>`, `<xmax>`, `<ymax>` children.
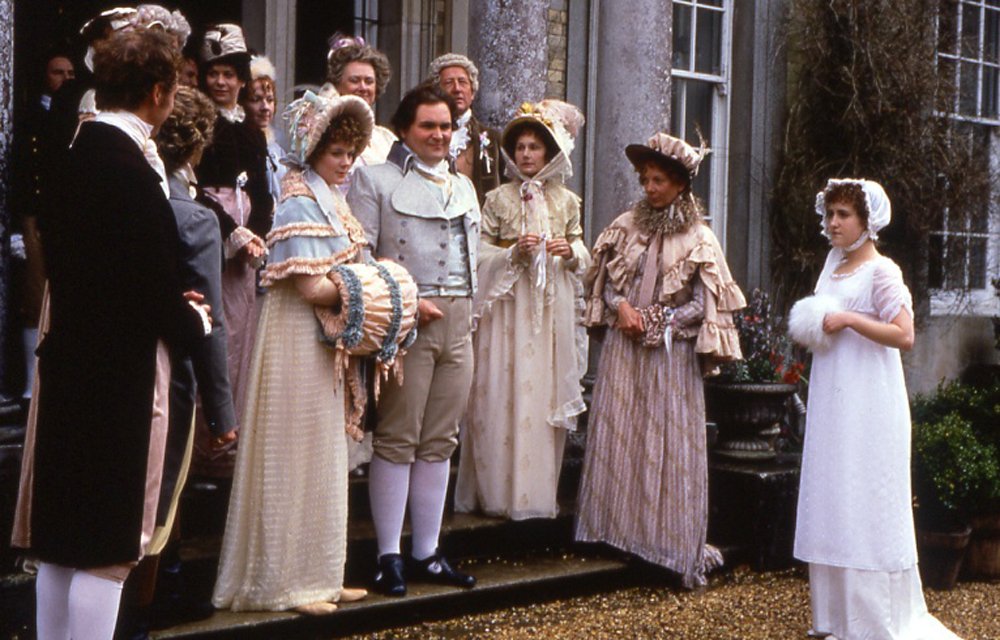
<box><xmin>449</xmin><ymin>110</ymin><xmax>472</xmax><ymax>160</ymax></box>
<box><xmin>94</xmin><ymin>110</ymin><xmax>169</xmax><ymax>197</ymax></box>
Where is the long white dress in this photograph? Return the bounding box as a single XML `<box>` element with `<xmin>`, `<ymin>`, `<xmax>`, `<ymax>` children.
<box><xmin>212</xmin><ymin>171</ymin><xmax>366</xmax><ymax>611</ymax></box>
<box><xmin>455</xmin><ymin>181</ymin><xmax>590</xmax><ymax>520</ymax></box>
<box><xmin>794</xmin><ymin>250</ymin><xmax>960</xmax><ymax>639</ymax></box>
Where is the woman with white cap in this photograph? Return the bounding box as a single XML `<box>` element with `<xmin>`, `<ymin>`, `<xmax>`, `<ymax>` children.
<box><xmin>455</xmin><ymin>100</ymin><xmax>590</xmax><ymax>521</ymax></box>
<box><xmin>575</xmin><ymin>132</ymin><xmax>745</xmax><ymax>588</ymax></box>
<box><xmin>212</xmin><ymin>84</ymin><xmax>374</xmax><ymax>615</ymax></box>
<box><xmin>790</xmin><ymin>180</ymin><xmax>961</xmax><ymax>640</ymax></box>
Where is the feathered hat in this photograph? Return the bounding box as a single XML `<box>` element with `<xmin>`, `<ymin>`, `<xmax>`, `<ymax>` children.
<box><xmin>200</xmin><ymin>24</ymin><xmax>251</xmax><ymax>76</ymax></box>
<box><xmin>625</xmin><ymin>133</ymin><xmax>709</xmax><ymax>186</ymax></box>
<box><xmin>283</xmin><ymin>84</ymin><xmax>374</xmax><ymax>168</ymax></box>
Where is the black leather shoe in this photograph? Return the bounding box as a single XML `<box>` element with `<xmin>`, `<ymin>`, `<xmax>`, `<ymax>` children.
<box><xmin>410</xmin><ymin>553</ymin><xmax>476</xmax><ymax>589</ymax></box>
<box><xmin>373</xmin><ymin>553</ymin><xmax>406</xmax><ymax>596</ymax></box>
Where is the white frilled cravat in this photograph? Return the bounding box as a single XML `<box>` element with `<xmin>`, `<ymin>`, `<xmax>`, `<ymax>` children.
<box><xmin>94</xmin><ymin>110</ymin><xmax>170</xmax><ymax>198</ymax></box>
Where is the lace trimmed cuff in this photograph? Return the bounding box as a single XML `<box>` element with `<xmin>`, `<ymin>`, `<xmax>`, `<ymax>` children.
<box><xmin>224</xmin><ymin>226</ymin><xmax>263</xmax><ymax>262</ymax></box>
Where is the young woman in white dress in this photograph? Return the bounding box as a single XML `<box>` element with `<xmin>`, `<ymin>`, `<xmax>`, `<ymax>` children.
<box><xmin>792</xmin><ymin>179</ymin><xmax>961</xmax><ymax>640</ymax></box>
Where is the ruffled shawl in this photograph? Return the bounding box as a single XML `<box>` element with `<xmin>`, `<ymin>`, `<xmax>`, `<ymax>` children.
<box><xmin>475</xmin><ymin>181</ymin><xmax>589</xmax><ymax>334</ymax></box>
<box><xmin>261</xmin><ymin>167</ymin><xmax>369</xmax><ymax>441</ymax></box>
<box><xmin>473</xmin><ymin>179</ymin><xmax>591</xmax><ymax>430</ymax></box>
<box><xmin>584</xmin><ymin>209</ymin><xmax>746</xmax><ymax>375</ymax></box>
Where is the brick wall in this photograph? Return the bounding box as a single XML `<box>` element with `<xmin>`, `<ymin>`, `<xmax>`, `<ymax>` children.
<box><xmin>546</xmin><ymin>4</ymin><xmax>568</xmax><ymax>99</ymax></box>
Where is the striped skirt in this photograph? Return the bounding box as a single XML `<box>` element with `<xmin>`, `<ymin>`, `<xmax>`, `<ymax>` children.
<box><xmin>575</xmin><ymin>329</ymin><xmax>709</xmax><ymax>588</ymax></box>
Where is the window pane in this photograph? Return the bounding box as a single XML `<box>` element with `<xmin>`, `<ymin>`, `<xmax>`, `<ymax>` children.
<box><xmin>673</xmin><ymin>4</ymin><xmax>693</xmax><ymax>70</ymax></box>
<box><xmin>695</xmin><ymin>7</ymin><xmax>723</xmax><ymax>75</ymax></box>
<box><xmin>983</xmin><ymin>65</ymin><xmax>999</xmax><ymax>116</ymax></box>
<box><xmin>929</xmin><ymin>234</ymin><xmax>945</xmax><ymax>288</ymax></box>
<box><xmin>944</xmin><ymin>235</ymin><xmax>968</xmax><ymax>289</ymax></box>
<box><xmin>680</xmin><ymin>79</ymin><xmax>714</xmax><ymax>210</ymax></box>
<box><xmin>962</xmin><ymin>2</ymin><xmax>981</xmax><ymax>59</ymax></box>
<box><xmin>960</xmin><ymin>60</ymin><xmax>980</xmax><ymax>115</ymax></box>
<box><xmin>969</xmin><ymin>237</ymin><xmax>988</xmax><ymax>288</ymax></box>
<box><xmin>939</xmin><ymin>1</ymin><xmax>958</xmax><ymax>55</ymax></box>
<box><xmin>671</xmin><ymin>78</ymin><xmax>686</xmax><ymax>135</ymax></box>
<box><xmin>938</xmin><ymin>57</ymin><xmax>958</xmax><ymax>112</ymax></box>
<box><xmin>971</xmin><ymin>203</ymin><xmax>990</xmax><ymax>233</ymax></box>
<box><xmin>986</xmin><ymin>9</ymin><xmax>1000</xmax><ymax>63</ymax></box>
<box><xmin>700</xmin><ymin>0</ymin><xmax>724</xmax><ymax>7</ymax></box>
<box><xmin>683</xmin><ymin>80</ymin><xmax>714</xmax><ymax>148</ymax></box>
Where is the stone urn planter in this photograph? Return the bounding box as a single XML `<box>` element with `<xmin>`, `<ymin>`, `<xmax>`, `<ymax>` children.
<box><xmin>704</xmin><ymin>381</ymin><xmax>797</xmax><ymax>460</ymax></box>
<box><xmin>917</xmin><ymin>525</ymin><xmax>972</xmax><ymax>590</ymax></box>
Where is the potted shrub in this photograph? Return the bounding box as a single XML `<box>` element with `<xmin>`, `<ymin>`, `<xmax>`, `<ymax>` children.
<box><xmin>911</xmin><ymin>411</ymin><xmax>1000</xmax><ymax>589</ymax></box>
<box><xmin>912</xmin><ymin>380</ymin><xmax>1000</xmax><ymax>579</ymax></box>
<box><xmin>705</xmin><ymin>289</ymin><xmax>804</xmax><ymax>460</ymax></box>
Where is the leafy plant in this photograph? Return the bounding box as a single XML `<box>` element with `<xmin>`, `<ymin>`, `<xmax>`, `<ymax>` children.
<box><xmin>912</xmin><ymin>380</ymin><xmax>1000</xmax><ymax>453</ymax></box>
<box><xmin>721</xmin><ymin>289</ymin><xmax>804</xmax><ymax>384</ymax></box>
<box><xmin>912</xmin><ymin>412</ymin><xmax>1000</xmax><ymax>530</ymax></box>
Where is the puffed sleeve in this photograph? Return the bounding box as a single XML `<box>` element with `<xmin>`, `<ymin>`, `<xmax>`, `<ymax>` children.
<box><xmin>871</xmin><ymin>257</ymin><xmax>913</xmax><ymax>323</ymax></box>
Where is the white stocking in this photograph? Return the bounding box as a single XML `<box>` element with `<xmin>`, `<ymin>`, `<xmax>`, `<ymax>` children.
<box><xmin>368</xmin><ymin>456</ymin><xmax>411</xmax><ymax>557</ymax></box>
<box><xmin>67</xmin><ymin>571</ymin><xmax>124</xmax><ymax>640</ymax></box>
<box><xmin>408</xmin><ymin>458</ymin><xmax>450</xmax><ymax>561</ymax></box>
<box><xmin>36</xmin><ymin>562</ymin><xmax>73</xmax><ymax>640</ymax></box>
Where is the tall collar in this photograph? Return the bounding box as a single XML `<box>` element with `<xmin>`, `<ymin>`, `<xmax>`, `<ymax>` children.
<box><xmin>387</xmin><ymin>141</ymin><xmax>457</xmax><ymax>175</ymax></box>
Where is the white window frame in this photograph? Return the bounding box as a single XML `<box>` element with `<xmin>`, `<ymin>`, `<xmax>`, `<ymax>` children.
<box><xmin>670</xmin><ymin>0</ymin><xmax>733</xmax><ymax>247</ymax></box>
<box><xmin>932</xmin><ymin>0</ymin><xmax>1000</xmax><ymax>316</ymax></box>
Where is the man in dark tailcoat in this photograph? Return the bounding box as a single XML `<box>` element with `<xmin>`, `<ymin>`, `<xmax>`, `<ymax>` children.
<box><xmin>11</xmin><ymin>29</ymin><xmax>210</xmax><ymax>640</ymax></box>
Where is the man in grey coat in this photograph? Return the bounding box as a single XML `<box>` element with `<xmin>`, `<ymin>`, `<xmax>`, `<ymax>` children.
<box><xmin>348</xmin><ymin>85</ymin><xmax>479</xmax><ymax>597</ymax></box>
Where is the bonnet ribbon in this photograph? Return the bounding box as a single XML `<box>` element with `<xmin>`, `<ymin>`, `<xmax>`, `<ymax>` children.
<box><xmin>636</xmin><ymin>227</ymin><xmax>674</xmax><ymax>355</ymax></box>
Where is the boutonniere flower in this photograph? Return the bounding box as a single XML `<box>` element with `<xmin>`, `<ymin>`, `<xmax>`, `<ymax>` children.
<box><xmin>479</xmin><ymin>132</ymin><xmax>493</xmax><ymax>173</ymax></box>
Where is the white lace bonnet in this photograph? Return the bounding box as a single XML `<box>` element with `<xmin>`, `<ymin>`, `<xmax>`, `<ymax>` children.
<box><xmin>814</xmin><ymin>178</ymin><xmax>891</xmax><ymax>241</ymax></box>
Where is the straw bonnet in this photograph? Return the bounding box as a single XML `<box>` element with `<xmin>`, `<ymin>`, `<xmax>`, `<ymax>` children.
<box><xmin>501</xmin><ymin>100</ymin><xmax>585</xmax><ymax>163</ymax></box>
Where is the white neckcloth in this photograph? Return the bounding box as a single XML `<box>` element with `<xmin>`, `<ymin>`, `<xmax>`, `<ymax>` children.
<box><xmin>94</xmin><ymin>110</ymin><xmax>169</xmax><ymax>197</ymax></box>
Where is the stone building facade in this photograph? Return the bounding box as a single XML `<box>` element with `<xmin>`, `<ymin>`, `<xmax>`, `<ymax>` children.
<box><xmin>0</xmin><ymin>0</ymin><xmax>996</xmax><ymax>394</ymax></box>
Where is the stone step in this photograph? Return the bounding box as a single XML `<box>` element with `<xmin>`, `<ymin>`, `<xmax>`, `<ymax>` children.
<box><xmin>150</xmin><ymin>550</ymin><xmax>631</xmax><ymax>639</ymax></box>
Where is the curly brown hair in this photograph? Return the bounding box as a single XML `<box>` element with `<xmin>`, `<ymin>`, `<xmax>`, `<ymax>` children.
<box><xmin>822</xmin><ymin>181</ymin><xmax>870</xmax><ymax>227</ymax></box>
<box><xmin>93</xmin><ymin>29</ymin><xmax>180</xmax><ymax>111</ymax></box>
<box><xmin>308</xmin><ymin>113</ymin><xmax>369</xmax><ymax>164</ymax></box>
<box><xmin>325</xmin><ymin>38</ymin><xmax>391</xmax><ymax>99</ymax></box>
<box><xmin>156</xmin><ymin>86</ymin><xmax>216</xmax><ymax>173</ymax></box>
